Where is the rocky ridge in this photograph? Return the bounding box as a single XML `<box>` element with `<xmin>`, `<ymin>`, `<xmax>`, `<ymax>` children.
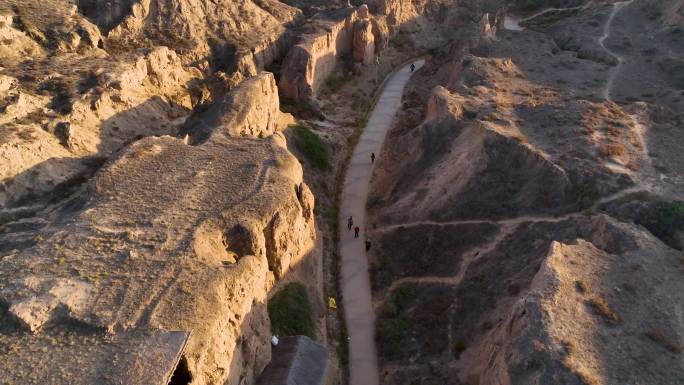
<box><xmin>368</xmin><ymin>1</ymin><xmax>684</xmax><ymax>384</ymax></box>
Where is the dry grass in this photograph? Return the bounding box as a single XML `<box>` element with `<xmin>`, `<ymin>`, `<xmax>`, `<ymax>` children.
<box><xmin>606</xmin><ymin>123</ymin><xmax>621</xmax><ymax>138</ymax></box>
<box><xmin>645</xmin><ymin>329</ymin><xmax>683</xmax><ymax>353</ymax></box>
<box><xmin>599</xmin><ymin>143</ymin><xmax>625</xmax><ymax>157</ymax></box>
<box><xmin>562</xmin><ymin>340</ymin><xmax>576</xmax><ymax>356</ymax></box>
<box><xmin>586</xmin><ymin>297</ymin><xmax>621</xmax><ymax>325</ymax></box>
<box><xmin>575</xmin><ymin>367</ymin><xmax>601</xmax><ymax>385</ymax></box>
<box><xmin>575</xmin><ymin>280</ymin><xmax>589</xmax><ymax>294</ymax></box>
<box><xmin>561</xmin><ymin>341</ymin><xmax>600</xmax><ymax>385</ymax></box>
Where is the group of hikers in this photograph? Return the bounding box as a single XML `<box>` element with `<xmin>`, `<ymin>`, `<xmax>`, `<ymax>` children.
<box><xmin>345</xmin><ymin>151</ymin><xmax>377</xmax><ymax>251</ymax></box>
<box><xmin>347</xmin><ymin>215</ymin><xmax>371</xmax><ymax>251</ymax></box>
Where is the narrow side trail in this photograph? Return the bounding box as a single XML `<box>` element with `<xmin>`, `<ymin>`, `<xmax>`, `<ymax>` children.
<box><xmin>599</xmin><ymin>0</ymin><xmax>635</xmax><ymax>101</ymax></box>
<box><xmin>598</xmin><ymin>0</ymin><xmax>659</xmax><ymax>192</ymax></box>
<box><xmin>503</xmin><ymin>0</ymin><xmax>594</xmax><ymax>31</ymax></box>
<box><xmin>339</xmin><ymin>59</ymin><xmax>424</xmax><ymax>385</ymax></box>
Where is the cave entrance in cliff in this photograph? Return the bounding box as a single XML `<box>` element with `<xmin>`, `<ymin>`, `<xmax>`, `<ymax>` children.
<box><xmin>168</xmin><ymin>356</ymin><xmax>192</xmax><ymax>385</ymax></box>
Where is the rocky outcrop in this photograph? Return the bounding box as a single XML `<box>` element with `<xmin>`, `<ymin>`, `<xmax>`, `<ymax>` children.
<box><xmin>0</xmin><ymin>46</ymin><xmax>200</xmax><ymax>208</ymax></box>
<box><xmin>374</xmin><ymin>84</ymin><xmax>577</xmax><ymax>224</ymax></box>
<box><xmin>0</xmin><ymin>68</ymin><xmax>318</xmax><ymax>385</ymax></box>
<box><xmin>100</xmin><ymin>0</ymin><xmax>303</xmax><ymax>79</ymax></box>
<box><xmin>0</xmin><ymin>12</ymin><xmax>45</xmax><ymax>62</ymax></box>
<box><xmin>369</xmin><ymin>2</ymin><xmax>684</xmax><ymax>384</ymax></box>
<box><xmin>182</xmin><ymin>72</ymin><xmax>293</xmax><ymax>142</ymax></box>
<box><xmin>353</xmin><ymin>18</ymin><xmax>376</xmax><ymax>65</ymax></box>
<box><xmin>371</xmin><ymin>16</ymin><xmax>390</xmax><ymax>53</ymax></box>
<box><xmin>279</xmin><ymin>8</ymin><xmax>358</xmax><ymax>100</ymax></box>
<box><xmin>473</xmin><ymin>217</ymin><xmax>684</xmax><ymax>385</ymax></box>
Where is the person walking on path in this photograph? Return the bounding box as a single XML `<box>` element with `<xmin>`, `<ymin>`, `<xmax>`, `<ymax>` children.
<box><xmin>410</xmin><ymin>63</ymin><xmax>416</xmax><ymax>72</ymax></box>
<box><xmin>348</xmin><ymin>216</ymin><xmax>353</xmax><ymax>231</ymax></box>
<box><xmin>371</xmin><ymin>152</ymin><xmax>375</xmax><ymax>163</ymax></box>
<box><xmin>354</xmin><ymin>226</ymin><xmax>360</xmax><ymax>238</ymax></box>
<box><xmin>365</xmin><ymin>239</ymin><xmax>371</xmax><ymax>251</ymax></box>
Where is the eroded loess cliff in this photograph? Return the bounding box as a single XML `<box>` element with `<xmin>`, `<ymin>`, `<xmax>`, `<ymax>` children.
<box><xmin>1</xmin><ymin>0</ymin><xmax>491</xmax><ymax>383</ymax></box>
<box><xmin>0</xmin><ymin>72</ymin><xmax>319</xmax><ymax>385</ymax></box>
<box><xmin>368</xmin><ymin>1</ymin><xmax>684</xmax><ymax>384</ymax></box>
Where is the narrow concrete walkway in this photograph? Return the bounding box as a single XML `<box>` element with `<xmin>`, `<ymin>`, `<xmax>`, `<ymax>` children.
<box><xmin>339</xmin><ymin>59</ymin><xmax>424</xmax><ymax>385</ymax></box>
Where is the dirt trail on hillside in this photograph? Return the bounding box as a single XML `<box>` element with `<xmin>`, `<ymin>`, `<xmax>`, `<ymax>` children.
<box><xmin>599</xmin><ymin>0</ymin><xmax>635</xmax><ymax>101</ymax></box>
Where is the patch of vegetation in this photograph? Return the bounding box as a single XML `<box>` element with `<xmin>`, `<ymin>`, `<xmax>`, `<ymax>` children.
<box><xmin>599</xmin><ymin>143</ymin><xmax>625</xmax><ymax>157</ymax></box>
<box><xmin>323</xmin><ymin>204</ymin><xmax>338</xmax><ymax>229</ymax></box>
<box><xmin>572</xmin><ymin>181</ymin><xmax>600</xmax><ymax>208</ymax></box>
<box><xmin>281</xmin><ymin>97</ymin><xmax>324</xmax><ymax>120</ymax></box>
<box><xmin>268</xmin><ymin>282</ymin><xmax>315</xmax><ymax>338</ymax></box>
<box><xmin>645</xmin><ymin>329</ymin><xmax>683</xmax><ymax>354</ymax></box>
<box><xmin>39</xmin><ymin>78</ymin><xmax>74</xmax><ymax>115</ymax></box>
<box><xmin>389</xmin><ymin>30</ymin><xmax>414</xmax><ymax>49</ymax></box>
<box><xmin>292</xmin><ymin>124</ymin><xmax>331</xmax><ymax>170</ymax></box>
<box><xmin>653</xmin><ymin>201</ymin><xmax>684</xmax><ymax>237</ymax></box>
<box><xmin>628</xmin><ymin>200</ymin><xmax>684</xmax><ymax>250</ymax></box>
<box><xmin>325</xmin><ymin>72</ymin><xmax>353</xmax><ymax>94</ymax></box>
<box><xmin>366</xmin><ymin>195</ymin><xmax>385</xmax><ymax>210</ymax></box>
<box><xmin>323</xmin><ymin>54</ymin><xmax>354</xmax><ymax>94</ymax></box>
<box><xmin>77</xmin><ymin>70</ymin><xmax>99</xmax><ymax>94</ymax></box>
<box><xmin>575</xmin><ymin>280</ymin><xmax>589</xmax><ymax>294</ymax></box>
<box><xmin>586</xmin><ymin>297</ymin><xmax>621</xmax><ymax>325</ymax></box>
<box><xmin>376</xmin><ymin>283</ymin><xmax>417</xmax><ymax>359</ymax></box>
<box><xmin>574</xmin><ymin>368</ymin><xmax>601</xmax><ymax>385</ymax></box>
<box><xmin>352</xmin><ymin>97</ymin><xmax>371</xmax><ymax>126</ymax></box>
<box><xmin>562</xmin><ymin>340</ymin><xmax>576</xmax><ymax>356</ymax></box>
<box><xmin>338</xmin><ymin>319</ymin><xmax>349</xmax><ymax>368</ymax></box>
<box><xmin>453</xmin><ymin>340</ymin><xmax>467</xmax><ymax>359</ymax></box>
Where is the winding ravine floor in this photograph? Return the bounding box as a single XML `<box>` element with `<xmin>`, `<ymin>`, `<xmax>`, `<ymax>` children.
<box><xmin>339</xmin><ymin>60</ymin><xmax>424</xmax><ymax>385</ymax></box>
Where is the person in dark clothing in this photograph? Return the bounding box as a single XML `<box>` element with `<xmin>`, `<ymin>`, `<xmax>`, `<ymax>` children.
<box><xmin>410</xmin><ymin>63</ymin><xmax>416</xmax><ymax>72</ymax></box>
<box><xmin>365</xmin><ymin>239</ymin><xmax>371</xmax><ymax>251</ymax></box>
<box><xmin>348</xmin><ymin>216</ymin><xmax>353</xmax><ymax>230</ymax></box>
<box><xmin>354</xmin><ymin>226</ymin><xmax>360</xmax><ymax>238</ymax></box>
<box><xmin>371</xmin><ymin>152</ymin><xmax>375</xmax><ymax>163</ymax></box>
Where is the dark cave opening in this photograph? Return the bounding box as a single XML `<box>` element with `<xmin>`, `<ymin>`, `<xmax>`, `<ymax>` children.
<box><xmin>168</xmin><ymin>356</ymin><xmax>192</xmax><ymax>385</ymax></box>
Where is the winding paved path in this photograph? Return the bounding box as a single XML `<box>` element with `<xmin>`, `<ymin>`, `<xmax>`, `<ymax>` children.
<box><xmin>339</xmin><ymin>59</ymin><xmax>424</xmax><ymax>385</ymax></box>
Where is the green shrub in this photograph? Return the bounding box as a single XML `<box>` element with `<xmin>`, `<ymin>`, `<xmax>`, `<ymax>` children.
<box><xmin>376</xmin><ymin>283</ymin><xmax>417</xmax><ymax>359</ymax></box>
<box><xmin>636</xmin><ymin>201</ymin><xmax>684</xmax><ymax>250</ymax></box>
<box><xmin>268</xmin><ymin>283</ymin><xmax>315</xmax><ymax>338</ymax></box>
<box><xmin>323</xmin><ymin>205</ymin><xmax>338</xmax><ymax>228</ymax></box>
<box><xmin>453</xmin><ymin>340</ymin><xmax>467</xmax><ymax>359</ymax></box>
<box><xmin>325</xmin><ymin>72</ymin><xmax>352</xmax><ymax>93</ymax></box>
<box><xmin>292</xmin><ymin>124</ymin><xmax>331</xmax><ymax>170</ymax></box>
<box><xmin>280</xmin><ymin>97</ymin><xmax>324</xmax><ymax>120</ymax></box>
<box><xmin>389</xmin><ymin>31</ymin><xmax>413</xmax><ymax>49</ymax></box>
<box><xmin>376</xmin><ymin>316</ymin><xmax>411</xmax><ymax>359</ymax></box>
<box><xmin>352</xmin><ymin>97</ymin><xmax>372</xmax><ymax>126</ymax></box>
<box><xmin>655</xmin><ymin>201</ymin><xmax>684</xmax><ymax>234</ymax></box>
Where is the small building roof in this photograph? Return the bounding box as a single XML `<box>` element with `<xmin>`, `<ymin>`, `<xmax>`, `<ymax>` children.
<box><xmin>0</xmin><ymin>318</ymin><xmax>190</xmax><ymax>385</ymax></box>
<box><xmin>256</xmin><ymin>336</ymin><xmax>328</xmax><ymax>385</ymax></box>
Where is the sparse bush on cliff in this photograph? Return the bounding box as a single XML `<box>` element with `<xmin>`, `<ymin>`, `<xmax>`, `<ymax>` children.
<box><xmin>654</xmin><ymin>201</ymin><xmax>684</xmax><ymax>236</ymax></box>
<box><xmin>268</xmin><ymin>282</ymin><xmax>315</xmax><ymax>338</ymax></box>
<box><xmin>325</xmin><ymin>72</ymin><xmax>353</xmax><ymax>93</ymax></box>
<box><xmin>293</xmin><ymin>124</ymin><xmax>331</xmax><ymax>170</ymax></box>
<box><xmin>633</xmin><ymin>200</ymin><xmax>684</xmax><ymax>250</ymax></box>
<box><xmin>389</xmin><ymin>30</ymin><xmax>413</xmax><ymax>49</ymax></box>
<box><xmin>281</xmin><ymin>97</ymin><xmax>325</xmax><ymax>120</ymax></box>
<box><xmin>376</xmin><ymin>283</ymin><xmax>417</xmax><ymax>359</ymax></box>
<box><xmin>586</xmin><ymin>296</ymin><xmax>621</xmax><ymax>325</ymax></box>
